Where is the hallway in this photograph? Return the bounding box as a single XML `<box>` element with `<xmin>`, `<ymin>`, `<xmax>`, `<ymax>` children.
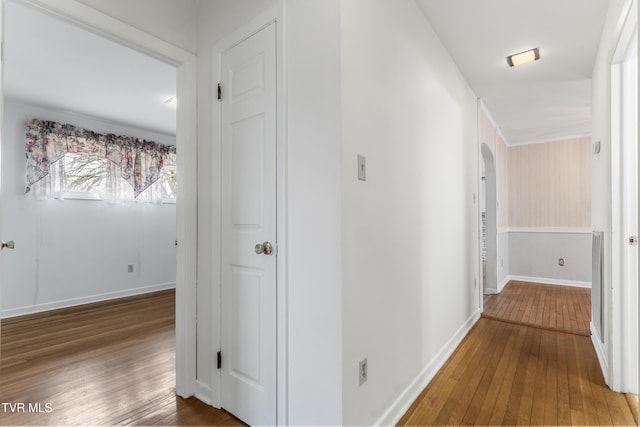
<box><xmin>399</xmin><ymin>282</ymin><xmax>637</xmax><ymax>426</ymax></box>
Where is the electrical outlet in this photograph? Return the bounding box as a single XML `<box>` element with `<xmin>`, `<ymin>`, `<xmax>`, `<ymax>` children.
<box><xmin>128</xmin><ymin>264</ymin><xmax>134</xmax><ymax>273</ymax></box>
<box><xmin>558</xmin><ymin>258</ymin><xmax>565</xmax><ymax>267</ymax></box>
<box><xmin>359</xmin><ymin>358</ymin><xmax>368</xmax><ymax>386</ymax></box>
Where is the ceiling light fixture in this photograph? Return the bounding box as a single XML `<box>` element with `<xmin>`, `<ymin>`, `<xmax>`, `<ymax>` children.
<box><xmin>163</xmin><ymin>96</ymin><xmax>177</xmax><ymax>108</ymax></box>
<box><xmin>507</xmin><ymin>48</ymin><xmax>540</xmax><ymax>67</ymax></box>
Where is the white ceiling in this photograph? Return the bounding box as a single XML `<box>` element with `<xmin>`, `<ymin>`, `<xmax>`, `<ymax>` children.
<box><xmin>3</xmin><ymin>2</ymin><xmax>177</xmax><ymax>136</ymax></box>
<box><xmin>5</xmin><ymin>1</ymin><xmax>610</xmax><ymax>144</ymax></box>
<box><xmin>416</xmin><ymin>0</ymin><xmax>610</xmax><ymax>145</ymax></box>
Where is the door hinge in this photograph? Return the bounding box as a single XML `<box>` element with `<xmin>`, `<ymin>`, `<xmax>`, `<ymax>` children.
<box><xmin>217</xmin><ymin>83</ymin><xmax>222</xmax><ymax>101</ymax></box>
<box><xmin>217</xmin><ymin>351</ymin><xmax>222</xmax><ymax>369</ymax></box>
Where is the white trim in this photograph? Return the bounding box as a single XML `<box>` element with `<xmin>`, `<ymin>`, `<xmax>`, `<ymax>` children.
<box><xmin>194</xmin><ymin>380</ymin><xmax>214</xmax><ymax>406</ymax></box>
<box><xmin>496</xmin><ymin>127</ymin><xmax>508</xmax><ymax>146</ymax></box>
<box><xmin>506</xmin><ymin>227</ymin><xmax>593</xmax><ymax>234</ymax></box>
<box><xmin>174</xmin><ymin>46</ymin><xmax>198</xmax><ymax>401</ymax></box>
<box><xmin>498</xmin><ymin>276</ymin><xmax>510</xmax><ymax>292</ymax></box>
<box><xmin>476</xmin><ymin>99</ymin><xmax>484</xmax><ymax>315</ymax></box>
<box><xmin>607</xmin><ymin>0</ymin><xmax>638</xmax><ymax>394</ymax></box>
<box><xmin>591</xmin><ymin>321</ymin><xmax>609</xmax><ymax>384</ymax></box>
<box><xmin>209</xmin><ymin>4</ymin><xmax>287</xmax><ymax>423</ymax></box>
<box><xmin>505</xmin><ymin>134</ymin><xmax>592</xmax><ymax>147</ymax></box>
<box><xmin>497</xmin><ymin>227</ymin><xmax>509</xmax><ymax>234</ymax></box>
<box><xmin>478</xmin><ymin>100</ymin><xmax>510</xmax><ymax>146</ymax></box>
<box><xmin>375</xmin><ymin>309</ymin><xmax>481</xmax><ymax>427</ymax></box>
<box><xmin>508</xmin><ymin>275</ymin><xmax>591</xmax><ymax>288</ymax></box>
<box><xmin>8</xmin><ymin>0</ymin><xmax>199</xmax><ymax>399</ymax></box>
<box><xmin>610</xmin><ymin>0</ymin><xmax>636</xmax><ymax>63</ymax></box>
<box><xmin>0</xmin><ymin>282</ymin><xmax>176</xmax><ymax>319</ymax></box>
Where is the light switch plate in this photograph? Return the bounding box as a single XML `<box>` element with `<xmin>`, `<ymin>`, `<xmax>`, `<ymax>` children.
<box><xmin>358</xmin><ymin>154</ymin><xmax>366</xmax><ymax>181</ymax></box>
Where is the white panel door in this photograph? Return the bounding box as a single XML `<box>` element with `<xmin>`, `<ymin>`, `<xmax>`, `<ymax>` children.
<box><xmin>220</xmin><ymin>22</ymin><xmax>277</xmax><ymax>426</ymax></box>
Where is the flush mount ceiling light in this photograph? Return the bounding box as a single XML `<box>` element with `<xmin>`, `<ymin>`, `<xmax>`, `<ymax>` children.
<box><xmin>163</xmin><ymin>96</ymin><xmax>177</xmax><ymax>108</ymax></box>
<box><xmin>507</xmin><ymin>48</ymin><xmax>540</xmax><ymax>67</ymax></box>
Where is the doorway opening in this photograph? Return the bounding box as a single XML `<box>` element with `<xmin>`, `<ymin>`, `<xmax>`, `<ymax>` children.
<box><xmin>1</xmin><ymin>2</ymin><xmax>179</xmax><ymax>319</ymax></box>
<box><xmin>0</xmin><ymin>0</ymin><xmax>198</xmax><ymax>421</ymax></box>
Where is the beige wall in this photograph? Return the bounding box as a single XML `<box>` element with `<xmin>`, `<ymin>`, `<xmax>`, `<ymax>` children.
<box><xmin>508</xmin><ymin>137</ymin><xmax>591</xmax><ymax>227</ymax></box>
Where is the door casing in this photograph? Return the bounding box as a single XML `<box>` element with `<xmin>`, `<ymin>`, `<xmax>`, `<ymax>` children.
<box><xmin>606</xmin><ymin>0</ymin><xmax>638</xmax><ymax>394</ymax></box>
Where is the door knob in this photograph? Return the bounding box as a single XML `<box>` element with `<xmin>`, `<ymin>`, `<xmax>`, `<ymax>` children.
<box><xmin>254</xmin><ymin>241</ymin><xmax>274</xmax><ymax>255</ymax></box>
<box><xmin>1</xmin><ymin>240</ymin><xmax>15</xmax><ymax>250</ymax></box>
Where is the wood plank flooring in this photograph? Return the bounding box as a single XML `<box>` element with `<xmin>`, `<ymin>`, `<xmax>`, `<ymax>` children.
<box><xmin>483</xmin><ymin>280</ymin><xmax>591</xmax><ymax>336</ymax></box>
<box><xmin>3</xmin><ymin>284</ymin><xmax>636</xmax><ymax>426</ymax></box>
<box><xmin>398</xmin><ymin>317</ymin><xmax>637</xmax><ymax>426</ymax></box>
<box><xmin>0</xmin><ymin>290</ymin><xmax>244</xmax><ymax>426</ymax></box>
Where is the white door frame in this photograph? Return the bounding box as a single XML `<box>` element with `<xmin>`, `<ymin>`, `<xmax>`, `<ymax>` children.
<box><xmin>3</xmin><ymin>0</ymin><xmax>199</xmax><ymax>398</ymax></box>
<box><xmin>209</xmin><ymin>4</ymin><xmax>287</xmax><ymax>425</ymax></box>
<box><xmin>608</xmin><ymin>0</ymin><xmax>638</xmax><ymax>394</ymax></box>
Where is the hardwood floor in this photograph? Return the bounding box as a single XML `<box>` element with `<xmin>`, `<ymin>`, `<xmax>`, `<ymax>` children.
<box><xmin>398</xmin><ymin>317</ymin><xmax>636</xmax><ymax>426</ymax></box>
<box><xmin>3</xmin><ymin>284</ymin><xmax>636</xmax><ymax>426</ymax></box>
<box><xmin>0</xmin><ymin>290</ymin><xmax>244</xmax><ymax>426</ymax></box>
<box><xmin>483</xmin><ymin>280</ymin><xmax>591</xmax><ymax>336</ymax></box>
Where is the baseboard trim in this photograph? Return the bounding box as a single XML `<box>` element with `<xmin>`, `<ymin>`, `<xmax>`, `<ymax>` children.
<box><xmin>375</xmin><ymin>309</ymin><xmax>481</xmax><ymax>426</ymax></box>
<box><xmin>497</xmin><ymin>276</ymin><xmax>510</xmax><ymax>292</ymax></box>
<box><xmin>0</xmin><ymin>282</ymin><xmax>176</xmax><ymax>319</ymax></box>
<box><xmin>506</xmin><ymin>227</ymin><xmax>593</xmax><ymax>234</ymax></box>
<box><xmin>508</xmin><ymin>275</ymin><xmax>591</xmax><ymax>288</ymax></box>
<box><xmin>194</xmin><ymin>380</ymin><xmax>215</xmax><ymax>406</ymax></box>
<box><xmin>590</xmin><ymin>322</ymin><xmax>609</xmax><ymax>385</ymax></box>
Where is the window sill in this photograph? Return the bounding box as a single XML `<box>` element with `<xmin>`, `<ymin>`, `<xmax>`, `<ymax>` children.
<box><xmin>61</xmin><ymin>192</ymin><xmax>176</xmax><ymax>204</ymax></box>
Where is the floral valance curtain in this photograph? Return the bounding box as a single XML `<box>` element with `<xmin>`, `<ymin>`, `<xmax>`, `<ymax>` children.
<box><xmin>25</xmin><ymin>118</ymin><xmax>176</xmax><ymax>198</ymax></box>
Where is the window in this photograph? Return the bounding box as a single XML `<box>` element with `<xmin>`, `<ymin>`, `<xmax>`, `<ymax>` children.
<box><xmin>25</xmin><ymin>119</ymin><xmax>177</xmax><ymax>203</ymax></box>
<box><xmin>63</xmin><ymin>153</ymin><xmax>108</xmax><ymax>198</ymax></box>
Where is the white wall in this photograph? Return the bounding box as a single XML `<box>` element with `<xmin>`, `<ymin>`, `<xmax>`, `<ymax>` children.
<box><xmin>0</xmin><ymin>100</ymin><xmax>177</xmax><ymax>317</ymax></box>
<box><xmin>341</xmin><ymin>0</ymin><xmax>479</xmax><ymax>424</ymax></box>
<box><xmin>286</xmin><ymin>1</ymin><xmax>343</xmax><ymax>424</ymax></box>
<box><xmin>76</xmin><ymin>0</ymin><xmax>197</xmax><ymax>53</ymax></box>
